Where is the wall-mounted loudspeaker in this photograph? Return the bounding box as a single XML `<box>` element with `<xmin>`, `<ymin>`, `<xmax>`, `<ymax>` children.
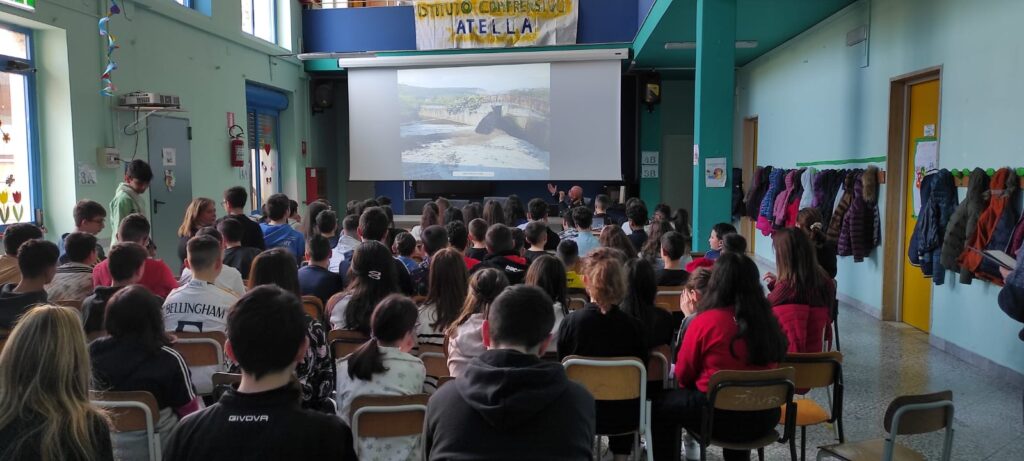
<box><xmin>311</xmin><ymin>81</ymin><xmax>334</xmax><ymax>114</ymax></box>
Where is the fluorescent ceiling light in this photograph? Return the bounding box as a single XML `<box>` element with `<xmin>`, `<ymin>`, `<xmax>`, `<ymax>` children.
<box><xmin>663</xmin><ymin>40</ymin><xmax>759</xmax><ymax>50</ymax></box>
<box><xmin>337</xmin><ymin>48</ymin><xmax>629</xmax><ymax>69</ymax></box>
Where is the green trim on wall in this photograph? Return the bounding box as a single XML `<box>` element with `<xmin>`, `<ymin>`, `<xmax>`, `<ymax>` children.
<box><xmin>794</xmin><ymin>155</ymin><xmax>887</xmax><ymax>167</ymax></box>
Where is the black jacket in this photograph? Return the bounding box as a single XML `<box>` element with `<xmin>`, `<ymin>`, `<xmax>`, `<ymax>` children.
<box><xmin>424</xmin><ymin>349</ymin><xmax>595</xmax><ymax>460</ymax></box>
<box><xmin>472</xmin><ymin>252</ymin><xmax>529</xmax><ymax>285</ymax></box>
<box><xmin>90</xmin><ymin>337</ymin><xmax>196</xmax><ymax>410</ymax></box>
<box><xmin>164</xmin><ymin>384</ymin><xmax>353</xmax><ymax>461</ymax></box>
<box><xmin>217</xmin><ymin>214</ymin><xmax>267</xmax><ymax>251</ymax></box>
<box><xmin>224</xmin><ymin>246</ymin><xmax>261</xmax><ymax>280</ymax></box>
<box><xmin>82</xmin><ymin>286</ymin><xmax>124</xmax><ymax>334</ymax></box>
<box><xmin>0</xmin><ymin>284</ymin><xmax>47</xmax><ymax>330</ymax></box>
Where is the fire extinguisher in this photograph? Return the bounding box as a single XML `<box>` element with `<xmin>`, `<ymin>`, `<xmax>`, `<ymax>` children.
<box><xmin>229</xmin><ymin>125</ymin><xmax>245</xmax><ymax>167</ymax></box>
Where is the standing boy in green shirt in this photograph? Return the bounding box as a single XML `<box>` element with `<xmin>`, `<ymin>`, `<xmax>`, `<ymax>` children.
<box><xmin>109</xmin><ymin>159</ymin><xmax>153</xmax><ymax>245</ymax></box>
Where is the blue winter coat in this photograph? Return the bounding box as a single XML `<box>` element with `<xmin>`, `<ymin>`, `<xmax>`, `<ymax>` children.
<box><xmin>909</xmin><ymin>169</ymin><xmax>958</xmax><ymax>285</ymax></box>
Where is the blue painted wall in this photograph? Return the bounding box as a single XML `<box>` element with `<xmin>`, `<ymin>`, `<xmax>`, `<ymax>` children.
<box><xmin>734</xmin><ymin>0</ymin><xmax>1024</xmax><ymax>375</ymax></box>
<box><xmin>304</xmin><ymin>0</ymin><xmax>642</xmax><ymax>53</ymax></box>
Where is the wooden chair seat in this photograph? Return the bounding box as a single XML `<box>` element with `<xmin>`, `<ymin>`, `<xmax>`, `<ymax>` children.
<box><xmin>818</xmin><ymin>439</ymin><xmax>925</xmax><ymax>461</ymax></box>
<box><xmin>780</xmin><ymin>398</ymin><xmax>830</xmax><ymax>427</ymax></box>
<box><xmin>655</xmin><ymin>287</ymin><xmax>683</xmax><ymax>313</ymax></box>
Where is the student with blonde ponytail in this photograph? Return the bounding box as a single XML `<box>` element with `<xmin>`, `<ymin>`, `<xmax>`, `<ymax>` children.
<box><xmin>336</xmin><ymin>294</ymin><xmax>425</xmax><ymax>461</ymax></box>
<box><xmin>797</xmin><ymin>207</ymin><xmax>838</xmax><ymax>278</ymax></box>
<box><xmin>0</xmin><ymin>305</ymin><xmax>113</xmax><ymax>461</ymax></box>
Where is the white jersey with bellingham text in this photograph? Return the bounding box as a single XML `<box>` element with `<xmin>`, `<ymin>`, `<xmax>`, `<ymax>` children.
<box><xmin>163</xmin><ymin>279</ymin><xmax>239</xmax><ymax>333</ymax></box>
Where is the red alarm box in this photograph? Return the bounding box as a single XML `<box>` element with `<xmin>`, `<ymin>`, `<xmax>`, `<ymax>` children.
<box><xmin>305</xmin><ymin>167</ymin><xmax>326</xmax><ymax>204</ymax></box>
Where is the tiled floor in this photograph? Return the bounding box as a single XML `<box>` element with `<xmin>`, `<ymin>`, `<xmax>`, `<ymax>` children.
<box><xmin>697</xmin><ymin>302</ymin><xmax>1024</xmax><ymax>460</ymax></box>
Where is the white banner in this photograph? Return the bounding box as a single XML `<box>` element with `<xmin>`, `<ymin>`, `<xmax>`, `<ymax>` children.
<box><xmin>414</xmin><ymin>0</ymin><xmax>578</xmax><ymax>50</ymax></box>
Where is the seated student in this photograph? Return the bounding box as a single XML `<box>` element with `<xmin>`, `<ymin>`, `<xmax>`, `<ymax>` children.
<box><xmin>481</xmin><ymin>200</ymin><xmax>505</xmax><ymax>228</ymax></box>
<box><xmin>179</xmin><ymin>227</ymin><xmax>246</xmax><ymax>297</ymax></box>
<box><xmin>599</xmin><ymin>224</ymin><xmax>638</xmax><ymax>260</ymax></box>
<box><xmin>163</xmin><ymin>236</ymin><xmax>239</xmax><ymax>333</ymax></box>
<box><xmin>329</xmin><ymin>241</ymin><xmax>399</xmax><ymax>333</ymax></box>
<box><xmin>425</xmin><ymin>285</ymin><xmax>595</xmax><ymax>460</ymax></box>
<box><xmin>796</xmin><ymin>208</ymin><xmax>838</xmax><ymax>279</ymax></box>
<box><xmin>444</xmin><ymin>207</ymin><xmax>464</xmax><ymax>225</ymax></box>
<box><xmin>592</xmin><ymin>194</ymin><xmax>618</xmax><ymax>230</ymax></box>
<box><xmin>46</xmin><ymin>232</ymin><xmax>99</xmax><ymax>304</ymax></box>
<box><xmin>217</xmin><ymin>186</ymin><xmax>265</xmax><ymax>250</ymax></box>
<box><xmin>622</xmin><ymin>259</ymin><xmax>675</xmax><ymax>351</ymax></box>
<box><xmin>336</xmin><ymin>295</ymin><xmax>426</xmax><ymax>459</ymax></box>
<box><xmin>517</xmin><ymin>198</ymin><xmax>562</xmax><ymax>251</ymax></box>
<box><xmin>626</xmin><ymin>201</ymin><xmax>650</xmax><ymax>251</ymax></box>
<box><xmin>472</xmin><ymin>224</ymin><xmax>528</xmax><ymax>285</ymax></box>
<box><xmin>641</xmin><ymin>221</ymin><xmax>674</xmax><ymax>270</ymax></box>
<box><xmin>523</xmin><ymin>221</ymin><xmax>548</xmax><ymax>264</ymax></box>
<box><xmin>417</xmin><ymin>248</ymin><xmax>469</xmax><ymax>352</ymax></box>
<box><xmin>109</xmin><ymin>159</ymin><xmax>153</xmax><ymax>245</ymax></box>
<box><xmin>299</xmin><ymin>234</ymin><xmax>345</xmax><ymax>305</ymax></box>
<box><xmin>316</xmin><ymin>210</ymin><xmax>340</xmax><ymax>249</ymax></box>
<box><xmin>246</xmin><ymin>249</ymin><xmax>333</xmax><ymax>411</ymax></box>
<box><xmin>411</xmin><ymin>225</ymin><xmax>450</xmax><ymax>296</ymax></box>
<box><xmin>336</xmin><ymin>207</ymin><xmax>416</xmax><ymax>295</ymax></box>
<box><xmin>329</xmin><ymin>215</ymin><xmax>362</xmax><ymax>272</ymax></box>
<box><xmin>524</xmin><ymin>255</ymin><xmax>569</xmax><ymax>352</ymax></box>
<box><xmin>260</xmin><ymin>193</ymin><xmax>305</xmax><ymax>261</ymax></box>
<box><xmin>763</xmin><ymin>228</ymin><xmax>836</xmax><ymax>353</ymax></box>
<box><xmin>557</xmin><ymin>239</ymin><xmax>586</xmax><ymax>291</ymax></box>
<box><xmin>653</xmin><ymin>253</ymin><xmax>788</xmax><ymax>461</ymax></box>
<box><xmin>300</xmin><ymin>200</ymin><xmax>330</xmax><ymax>243</ymax></box>
<box><xmin>412</xmin><ymin>202</ymin><xmax>441</xmax><ymax>242</ymax></box>
<box><xmin>0</xmin><ymin>223</ymin><xmax>42</xmax><ymax>286</ymax></box>
<box><xmin>0</xmin><ymin>239</ymin><xmax>58</xmax><ymax>330</ymax></box>
<box><xmin>461</xmin><ymin>202</ymin><xmax>481</xmax><ymax>224</ymax></box>
<box><xmin>164</xmin><ymin>286</ymin><xmax>354</xmax><ymax>460</ymax></box>
<box><xmin>569</xmin><ymin>207</ymin><xmax>599</xmax><ymax>256</ymax></box>
<box><xmin>445</xmin><ymin>220</ymin><xmax>480</xmax><ymax>270</ymax></box>
<box><xmin>176</xmin><ymin>197</ymin><xmax>218</xmax><ymax>266</ymax></box>
<box><xmin>674</xmin><ymin>268</ymin><xmax>711</xmax><ymax>355</ymax></box>
<box><xmin>557</xmin><ymin>247</ymin><xmax>648</xmax><ymax>461</ymax></box>
<box><xmin>93</xmin><ymin>214</ymin><xmax>178</xmax><ymax>298</ymax></box>
<box><xmin>392</xmin><ymin>231</ymin><xmax>420</xmax><ymax>274</ymax></box>
<box><xmin>619</xmin><ymin>197</ymin><xmax>643</xmax><ymax>236</ymax></box>
<box><xmin>0</xmin><ymin>305</ymin><xmax>113</xmax><ymax>461</ymax></box>
<box><xmin>82</xmin><ymin>242</ymin><xmax>147</xmax><ymax>335</ymax></box>
<box><xmin>465</xmin><ymin>218</ymin><xmax>489</xmax><ymax>261</ymax></box>
<box><xmin>504</xmin><ymin>195</ymin><xmax>529</xmax><ymax>228</ymax></box>
<box><xmin>510</xmin><ymin>227</ymin><xmax>526</xmax><ymax>257</ymax></box>
<box><xmin>446</xmin><ymin>268</ymin><xmax>508</xmax><ymax>377</ymax></box>
<box><xmin>559</xmin><ymin>207</ymin><xmax>579</xmax><ymax>241</ymax></box>
<box><xmin>685</xmin><ymin>222</ymin><xmax>738</xmax><ymax>272</ymax></box>
<box><xmin>217</xmin><ymin>217</ymin><xmax>261</xmax><ymax>280</ymax></box>
<box><xmin>656</xmin><ymin>231</ymin><xmax>690</xmax><ymax>287</ymax></box>
<box><xmin>59</xmin><ymin>199</ymin><xmax>108</xmax><ymax>264</ymax></box>
<box><xmin>90</xmin><ymin>285</ymin><xmax>201</xmax><ymax>459</ymax></box>
<box><xmin>288</xmin><ymin>199</ymin><xmax>302</xmax><ymax>230</ymax></box>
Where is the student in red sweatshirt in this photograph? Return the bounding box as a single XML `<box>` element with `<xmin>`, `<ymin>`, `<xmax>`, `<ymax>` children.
<box><xmin>652</xmin><ymin>252</ymin><xmax>789</xmax><ymax>461</ymax></box>
<box><xmin>92</xmin><ymin>214</ymin><xmax>178</xmax><ymax>298</ymax></box>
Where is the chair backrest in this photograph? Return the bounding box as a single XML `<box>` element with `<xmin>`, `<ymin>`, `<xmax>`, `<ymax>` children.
<box><xmin>884</xmin><ymin>390</ymin><xmax>954</xmax><ymax>436</ymax></box>
<box><xmin>90</xmin><ymin>390</ymin><xmax>159</xmax><ymax>433</ymax></box>
<box><xmin>420</xmin><ymin>352</ymin><xmax>450</xmax><ymax>379</ymax></box>
<box><xmin>212</xmin><ymin>372</ymin><xmax>242</xmax><ymax>389</ymax></box>
<box><xmin>350</xmin><ymin>394</ymin><xmax>430</xmax><ymax>439</ymax></box>
<box><xmin>655</xmin><ymin>288</ymin><xmax>683</xmax><ymax>313</ymax></box>
<box><xmin>329</xmin><ymin>329</ymin><xmax>369</xmax><ymax>359</ymax></box>
<box><xmin>779</xmin><ymin>351</ymin><xmax>843</xmax><ymax>389</ymax></box>
<box><xmin>707</xmin><ymin>367</ymin><xmax>796</xmax><ymax>412</ymax></box>
<box><xmin>301</xmin><ymin>295</ymin><xmax>324</xmax><ymax>320</ymax></box>
<box><xmin>568</xmin><ymin>297</ymin><xmax>586</xmax><ymax>311</ymax></box>
<box><xmin>562</xmin><ymin>356</ymin><xmax>645</xmax><ymax>401</ymax></box>
<box><xmin>648</xmin><ymin>345</ymin><xmax>672</xmax><ymax>388</ymax></box>
<box><xmin>173</xmin><ymin>337</ymin><xmax>224</xmax><ymax>367</ymax></box>
<box><xmin>418</xmin><ymin>343</ymin><xmax>444</xmax><ymax>356</ymax></box>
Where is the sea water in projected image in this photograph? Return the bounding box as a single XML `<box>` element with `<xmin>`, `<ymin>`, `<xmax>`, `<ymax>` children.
<box><xmin>398</xmin><ymin>63</ymin><xmax>551</xmax><ymax>180</ymax></box>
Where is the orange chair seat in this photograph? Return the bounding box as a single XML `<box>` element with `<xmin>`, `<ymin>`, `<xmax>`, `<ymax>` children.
<box><xmin>818</xmin><ymin>439</ymin><xmax>925</xmax><ymax>461</ymax></box>
<box><xmin>779</xmin><ymin>398</ymin><xmax>830</xmax><ymax>426</ymax></box>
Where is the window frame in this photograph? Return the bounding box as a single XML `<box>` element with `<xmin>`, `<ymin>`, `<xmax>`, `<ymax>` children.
<box><xmin>0</xmin><ymin>21</ymin><xmax>43</xmax><ymax>229</ymax></box>
<box><xmin>174</xmin><ymin>0</ymin><xmax>193</xmax><ymax>8</ymax></box>
<box><xmin>242</xmin><ymin>0</ymin><xmax>278</xmax><ymax>44</ymax></box>
<box><xmin>246</xmin><ymin>108</ymin><xmax>282</xmax><ymax>211</ymax></box>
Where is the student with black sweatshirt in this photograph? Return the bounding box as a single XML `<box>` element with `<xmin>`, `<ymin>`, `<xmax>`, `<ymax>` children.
<box><xmin>164</xmin><ymin>285</ymin><xmax>354</xmax><ymax>460</ymax></box>
<box><xmin>217</xmin><ymin>217</ymin><xmax>261</xmax><ymax>280</ymax></box>
<box><xmin>465</xmin><ymin>218</ymin><xmax>489</xmax><ymax>261</ymax></box>
<box><xmin>523</xmin><ymin>221</ymin><xmax>548</xmax><ymax>264</ymax></box>
<box><xmin>298</xmin><ymin>234</ymin><xmax>345</xmax><ymax>305</ymax></box>
<box><xmin>0</xmin><ymin>239</ymin><xmax>57</xmax><ymax>330</ymax></box>
<box><xmin>425</xmin><ymin>285</ymin><xmax>594</xmax><ymax>460</ymax></box>
<box><xmin>656</xmin><ymin>231</ymin><xmax>690</xmax><ymax>286</ymax></box>
<box><xmin>517</xmin><ymin>198</ymin><xmax>561</xmax><ymax>251</ymax></box>
<box><xmin>81</xmin><ymin>243</ymin><xmax>147</xmax><ymax>335</ymax></box>
<box><xmin>471</xmin><ymin>224</ymin><xmax>528</xmax><ymax>285</ymax></box>
<box><xmin>218</xmin><ymin>186</ymin><xmax>265</xmax><ymax>250</ymax></box>
<box><xmin>557</xmin><ymin>247</ymin><xmax>648</xmax><ymax>461</ymax></box>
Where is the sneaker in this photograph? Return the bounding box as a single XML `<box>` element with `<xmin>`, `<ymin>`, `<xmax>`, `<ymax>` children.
<box><xmin>683</xmin><ymin>433</ymin><xmax>700</xmax><ymax>461</ymax></box>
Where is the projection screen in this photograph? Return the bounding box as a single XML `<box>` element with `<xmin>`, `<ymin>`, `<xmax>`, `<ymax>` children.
<box><xmin>348</xmin><ymin>59</ymin><xmax>622</xmax><ymax>181</ymax></box>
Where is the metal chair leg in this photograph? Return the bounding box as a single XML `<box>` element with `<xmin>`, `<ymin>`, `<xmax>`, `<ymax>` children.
<box><xmin>758</xmin><ymin>447</ymin><xmax>765</xmax><ymax>461</ymax></box>
<box><xmin>801</xmin><ymin>426</ymin><xmax>807</xmax><ymax>461</ymax></box>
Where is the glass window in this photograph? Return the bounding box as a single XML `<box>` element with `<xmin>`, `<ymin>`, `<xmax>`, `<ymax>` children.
<box><xmin>0</xmin><ymin>25</ymin><xmax>39</xmax><ymax>225</ymax></box>
<box><xmin>173</xmin><ymin>0</ymin><xmax>192</xmax><ymax>7</ymax></box>
<box><xmin>248</xmin><ymin>111</ymin><xmax>279</xmax><ymax>208</ymax></box>
<box><xmin>241</xmin><ymin>0</ymin><xmax>276</xmax><ymax>43</ymax></box>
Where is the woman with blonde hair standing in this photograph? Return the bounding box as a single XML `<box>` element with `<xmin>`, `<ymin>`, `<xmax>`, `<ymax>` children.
<box><xmin>0</xmin><ymin>305</ymin><xmax>113</xmax><ymax>460</ymax></box>
<box><xmin>176</xmin><ymin>197</ymin><xmax>217</xmax><ymax>266</ymax></box>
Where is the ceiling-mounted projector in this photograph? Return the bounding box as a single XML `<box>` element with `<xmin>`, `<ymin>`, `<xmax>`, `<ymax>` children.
<box><xmin>119</xmin><ymin>91</ymin><xmax>181</xmax><ymax>108</ymax></box>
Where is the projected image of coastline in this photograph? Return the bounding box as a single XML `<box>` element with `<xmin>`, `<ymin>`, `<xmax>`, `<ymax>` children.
<box><xmin>398</xmin><ymin>63</ymin><xmax>550</xmax><ymax>180</ymax></box>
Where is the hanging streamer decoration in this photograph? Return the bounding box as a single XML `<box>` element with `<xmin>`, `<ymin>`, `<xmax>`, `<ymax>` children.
<box><xmin>98</xmin><ymin>1</ymin><xmax>121</xmax><ymax>97</ymax></box>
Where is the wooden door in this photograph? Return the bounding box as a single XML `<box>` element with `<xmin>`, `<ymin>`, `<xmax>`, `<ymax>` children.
<box><xmin>900</xmin><ymin>79</ymin><xmax>939</xmax><ymax>332</ymax></box>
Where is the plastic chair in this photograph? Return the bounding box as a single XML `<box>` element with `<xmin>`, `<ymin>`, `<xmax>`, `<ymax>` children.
<box><xmin>349</xmin><ymin>394</ymin><xmax>430</xmax><ymax>459</ymax></box>
<box><xmin>648</xmin><ymin>345</ymin><xmax>672</xmax><ymax>390</ymax></box>
<box><xmin>563</xmin><ymin>356</ymin><xmax>653</xmax><ymax>461</ymax></box>
<box><xmin>568</xmin><ymin>297</ymin><xmax>587</xmax><ymax>311</ymax></box>
<box><xmin>817</xmin><ymin>390</ymin><xmax>954</xmax><ymax>461</ymax></box>
<box><xmin>90</xmin><ymin>390</ymin><xmax>162</xmax><ymax>461</ymax></box>
<box><xmin>655</xmin><ymin>287</ymin><xmax>683</xmax><ymax>314</ymax></box>
<box><xmin>779</xmin><ymin>352</ymin><xmax>844</xmax><ymax>461</ymax></box>
<box><xmin>329</xmin><ymin>329</ymin><xmax>369</xmax><ymax>360</ymax></box>
<box><xmin>699</xmin><ymin>368</ymin><xmax>798</xmax><ymax>461</ymax></box>
<box><xmin>301</xmin><ymin>295</ymin><xmax>324</xmax><ymax>321</ymax></box>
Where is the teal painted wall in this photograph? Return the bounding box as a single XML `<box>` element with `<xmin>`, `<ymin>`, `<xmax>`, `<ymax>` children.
<box><xmin>660</xmin><ymin>79</ymin><xmax>694</xmax><ymax>221</ymax></box>
<box><xmin>734</xmin><ymin>0</ymin><xmax>1024</xmax><ymax>374</ymax></box>
<box><xmin>0</xmin><ymin>0</ymin><xmax>313</xmax><ymax>250</ymax></box>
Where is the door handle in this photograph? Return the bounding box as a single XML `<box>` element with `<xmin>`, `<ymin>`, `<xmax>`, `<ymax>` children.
<box><xmin>154</xmin><ymin>199</ymin><xmax>167</xmax><ymax>214</ymax></box>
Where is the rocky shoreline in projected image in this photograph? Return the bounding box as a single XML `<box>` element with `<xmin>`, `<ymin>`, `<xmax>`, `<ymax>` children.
<box><xmin>397</xmin><ymin>63</ymin><xmax>551</xmax><ymax>180</ymax></box>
